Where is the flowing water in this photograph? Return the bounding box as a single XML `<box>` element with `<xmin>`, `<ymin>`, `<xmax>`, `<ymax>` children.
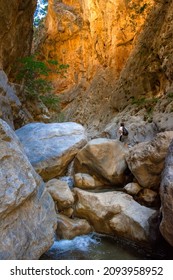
<box><xmin>41</xmin><ymin>233</ymin><xmax>173</xmax><ymax>260</ymax></box>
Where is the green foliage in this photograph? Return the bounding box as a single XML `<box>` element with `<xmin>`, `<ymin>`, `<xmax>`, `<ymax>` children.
<box><xmin>167</xmin><ymin>92</ymin><xmax>173</xmax><ymax>99</ymax></box>
<box><xmin>16</xmin><ymin>55</ymin><xmax>69</xmax><ymax>110</ymax></box>
<box><xmin>40</xmin><ymin>94</ymin><xmax>60</xmax><ymax>110</ymax></box>
<box><xmin>131</xmin><ymin>97</ymin><xmax>146</xmax><ymax>106</ymax></box>
<box><xmin>131</xmin><ymin>96</ymin><xmax>159</xmax><ymax>122</ymax></box>
<box><xmin>131</xmin><ymin>97</ymin><xmax>158</xmax><ymax>106</ymax></box>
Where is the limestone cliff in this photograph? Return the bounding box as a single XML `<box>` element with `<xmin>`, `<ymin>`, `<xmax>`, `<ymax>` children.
<box><xmin>35</xmin><ymin>0</ymin><xmax>153</xmax><ymax>128</ymax></box>
<box><xmin>112</xmin><ymin>0</ymin><xmax>173</xmax><ymax>111</ymax></box>
<box><xmin>37</xmin><ymin>0</ymin><xmax>152</xmax><ymax>87</ymax></box>
<box><xmin>110</xmin><ymin>0</ymin><xmax>173</xmax><ymax>134</ymax></box>
<box><xmin>35</xmin><ymin>0</ymin><xmax>173</xmax><ymax>136</ymax></box>
<box><xmin>0</xmin><ymin>0</ymin><xmax>38</xmax><ymax>128</ymax></box>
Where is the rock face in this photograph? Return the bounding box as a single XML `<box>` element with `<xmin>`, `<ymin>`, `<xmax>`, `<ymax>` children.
<box><xmin>0</xmin><ymin>118</ymin><xmax>57</xmax><ymax>259</ymax></box>
<box><xmin>124</xmin><ymin>182</ymin><xmax>142</xmax><ymax>196</ymax></box>
<box><xmin>111</xmin><ymin>0</ymin><xmax>173</xmax><ymax>111</ymax></box>
<box><xmin>74</xmin><ymin>173</ymin><xmax>103</xmax><ymax>189</ymax></box>
<box><xmin>38</xmin><ymin>0</ymin><xmax>151</xmax><ymax>90</ymax></box>
<box><xmin>126</xmin><ymin>132</ymin><xmax>173</xmax><ymax>189</ymax></box>
<box><xmin>103</xmin><ymin>115</ymin><xmax>158</xmax><ymax>146</ymax></box>
<box><xmin>46</xmin><ymin>179</ymin><xmax>74</xmax><ymax>211</ymax></box>
<box><xmin>35</xmin><ymin>0</ymin><xmax>153</xmax><ymax>131</ymax></box>
<box><xmin>109</xmin><ymin>0</ymin><xmax>173</xmax><ymax>135</ymax></box>
<box><xmin>0</xmin><ymin>0</ymin><xmax>36</xmax><ymax>76</ymax></box>
<box><xmin>56</xmin><ymin>214</ymin><xmax>92</xmax><ymax>240</ymax></box>
<box><xmin>74</xmin><ymin>138</ymin><xmax>128</xmax><ymax>186</ymax></box>
<box><xmin>0</xmin><ymin>70</ymin><xmax>33</xmax><ymax>129</ymax></box>
<box><xmin>160</xmin><ymin>140</ymin><xmax>173</xmax><ymax>246</ymax></box>
<box><xmin>16</xmin><ymin>122</ymin><xmax>87</xmax><ymax>180</ymax></box>
<box><xmin>74</xmin><ymin>188</ymin><xmax>156</xmax><ymax>243</ymax></box>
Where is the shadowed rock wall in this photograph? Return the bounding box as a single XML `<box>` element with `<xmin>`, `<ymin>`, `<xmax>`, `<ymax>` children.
<box><xmin>0</xmin><ymin>0</ymin><xmax>36</xmax><ymax>77</ymax></box>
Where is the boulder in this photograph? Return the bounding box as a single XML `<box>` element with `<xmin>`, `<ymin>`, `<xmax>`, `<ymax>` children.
<box><xmin>124</xmin><ymin>182</ymin><xmax>142</xmax><ymax>196</ymax></box>
<box><xmin>160</xmin><ymin>140</ymin><xmax>173</xmax><ymax>246</ymax></box>
<box><xmin>60</xmin><ymin>208</ymin><xmax>74</xmax><ymax>218</ymax></box>
<box><xmin>74</xmin><ymin>138</ymin><xmax>128</xmax><ymax>186</ymax></box>
<box><xmin>126</xmin><ymin>132</ymin><xmax>173</xmax><ymax>189</ymax></box>
<box><xmin>0</xmin><ymin>119</ymin><xmax>57</xmax><ymax>259</ymax></box>
<box><xmin>136</xmin><ymin>188</ymin><xmax>159</xmax><ymax>208</ymax></box>
<box><xmin>16</xmin><ymin>122</ymin><xmax>87</xmax><ymax>180</ymax></box>
<box><xmin>74</xmin><ymin>173</ymin><xmax>103</xmax><ymax>189</ymax></box>
<box><xmin>46</xmin><ymin>179</ymin><xmax>74</xmax><ymax>211</ymax></box>
<box><xmin>74</xmin><ymin>188</ymin><xmax>156</xmax><ymax>243</ymax></box>
<box><xmin>56</xmin><ymin>214</ymin><xmax>92</xmax><ymax>240</ymax></box>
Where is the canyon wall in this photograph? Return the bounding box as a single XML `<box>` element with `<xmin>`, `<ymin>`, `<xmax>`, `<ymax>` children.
<box><xmin>0</xmin><ymin>0</ymin><xmax>37</xmax><ymax>128</ymax></box>
<box><xmin>111</xmin><ymin>0</ymin><xmax>173</xmax><ymax>111</ymax></box>
<box><xmin>35</xmin><ymin>0</ymin><xmax>153</xmax><ymax>129</ymax></box>
<box><xmin>0</xmin><ymin>0</ymin><xmax>36</xmax><ymax>77</ymax></box>
<box><xmin>36</xmin><ymin>0</ymin><xmax>173</xmax><ymax>136</ymax></box>
<box><xmin>38</xmin><ymin>0</ymin><xmax>152</xmax><ymax>90</ymax></box>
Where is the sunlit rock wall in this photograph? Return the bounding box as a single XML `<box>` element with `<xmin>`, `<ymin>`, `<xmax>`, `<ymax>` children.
<box><xmin>37</xmin><ymin>0</ymin><xmax>152</xmax><ymax>93</ymax></box>
<box><xmin>111</xmin><ymin>0</ymin><xmax>173</xmax><ymax>112</ymax></box>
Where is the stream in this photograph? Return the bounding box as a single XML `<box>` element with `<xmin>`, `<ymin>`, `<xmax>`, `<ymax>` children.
<box><xmin>41</xmin><ymin>175</ymin><xmax>173</xmax><ymax>260</ymax></box>
<box><xmin>41</xmin><ymin>232</ymin><xmax>173</xmax><ymax>260</ymax></box>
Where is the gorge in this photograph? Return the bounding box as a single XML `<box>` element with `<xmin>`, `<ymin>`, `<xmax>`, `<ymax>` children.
<box><xmin>0</xmin><ymin>0</ymin><xmax>173</xmax><ymax>260</ymax></box>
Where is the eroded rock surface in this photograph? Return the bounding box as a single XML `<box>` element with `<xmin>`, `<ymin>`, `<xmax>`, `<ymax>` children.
<box><xmin>74</xmin><ymin>188</ymin><xmax>156</xmax><ymax>243</ymax></box>
<box><xmin>74</xmin><ymin>173</ymin><xmax>103</xmax><ymax>190</ymax></box>
<box><xmin>74</xmin><ymin>138</ymin><xmax>128</xmax><ymax>186</ymax></box>
<box><xmin>160</xmin><ymin>140</ymin><xmax>173</xmax><ymax>246</ymax></box>
<box><xmin>0</xmin><ymin>119</ymin><xmax>56</xmax><ymax>259</ymax></box>
<box><xmin>126</xmin><ymin>131</ymin><xmax>173</xmax><ymax>189</ymax></box>
<box><xmin>56</xmin><ymin>214</ymin><xmax>92</xmax><ymax>240</ymax></box>
<box><xmin>46</xmin><ymin>179</ymin><xmax>74</xmax><ymax>211</ymax></box>
<box><xmin>16</xmin><ymin>122</ymin><xmax>87</xmax><ymax>180</ymax></box>
<box><xmin>0</xmin><ymin>70</ymin><xmax>33</xmax><ymax>129</ymax></box>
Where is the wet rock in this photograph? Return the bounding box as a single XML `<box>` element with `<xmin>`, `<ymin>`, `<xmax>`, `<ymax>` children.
<box><xmin>16</xmin><ymin>122</ymin><xmax>87</xmax><ymax>180</ymax></box>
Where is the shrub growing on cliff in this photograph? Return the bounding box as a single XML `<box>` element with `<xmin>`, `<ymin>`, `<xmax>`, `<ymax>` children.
<box><xmin>131</xmin><ymin>96</ymin><xmax>159</xmax><ymax>122</ymax></box>
<box><xmin>16</xmin><ymin>55</ymin><xmax>69</xmax><ymax>109</ymax></box>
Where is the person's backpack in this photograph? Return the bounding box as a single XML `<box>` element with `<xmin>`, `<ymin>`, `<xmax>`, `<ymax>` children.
<box><xmin>123</xmin><ymin>126</ymin><xmax>128</xmax><ymax>136</ymax></box>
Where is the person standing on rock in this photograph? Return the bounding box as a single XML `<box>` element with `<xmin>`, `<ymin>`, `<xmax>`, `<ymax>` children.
<box><xmin>118</xmin><ymin>122</ymin><xmax>128</xmax><ymax>144</ymax></box>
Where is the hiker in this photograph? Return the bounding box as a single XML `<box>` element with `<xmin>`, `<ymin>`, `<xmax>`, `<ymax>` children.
<box><xmin>118</xmin><ymin>122</ymin><xmax>128</xmax><ymax>143</ymax></box>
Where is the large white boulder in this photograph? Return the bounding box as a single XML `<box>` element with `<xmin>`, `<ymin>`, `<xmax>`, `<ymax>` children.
<box><xmin>74</xmin><ymin>188</ymin><xmax>156</xmax><ymax>243</ymax></box>
<box><xmin>0</xmin><ymin>119</ymin><xmax>57</xmax><ymax>259</ymax></box>
<box><xmin>16</xmin><ymin>122</ymin><xmax>87</xmax><ymax>180</ymax></box>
